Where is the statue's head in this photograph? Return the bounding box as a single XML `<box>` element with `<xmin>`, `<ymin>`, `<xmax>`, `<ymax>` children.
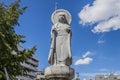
<box><xmin>58</xmin><ymin>14</ymin><xmax>68</xmax><ymax>24</ymax></box>
<box><xmin>51</xmin><ymin>9</ymin><xmax>72</xmax><ymax>25</ymax></box>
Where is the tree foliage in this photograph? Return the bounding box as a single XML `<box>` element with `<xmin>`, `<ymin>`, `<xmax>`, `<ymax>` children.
<box><xmin>76</xmin><ymin>78</ymin><xmax>80</xmax><ymax>80</ymax></box>
<box><xmin>0</xmin><ymin>0</ymin><xmax>36</xmax><ymax>79</ymax></box>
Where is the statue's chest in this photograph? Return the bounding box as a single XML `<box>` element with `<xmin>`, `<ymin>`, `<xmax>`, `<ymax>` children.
<box><xmin>56</xmin><ymin>25</ymin><xmax>67</xmax><ymax>30</ymax></box>
<box><xmin>56</xmin><ymin>25</ymin><xmax>68</xmax><ymax>36</ymax></box>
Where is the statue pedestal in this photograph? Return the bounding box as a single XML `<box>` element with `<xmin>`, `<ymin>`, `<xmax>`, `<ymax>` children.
<box><xmin>44</xmin><ymin>65</ymin><xmax>74</xmax><ymax>80</ymax></box>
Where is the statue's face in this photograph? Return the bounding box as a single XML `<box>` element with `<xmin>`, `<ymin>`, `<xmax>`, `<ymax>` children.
<box><xmin>58</xmin><ymin>15</ymin><xmax>67</xmax><ymax>23</ymax></box>
<box><xmin>58</xmin><ymin>15</ymin><xmax>65</xmax><ymax>23</ymax></box>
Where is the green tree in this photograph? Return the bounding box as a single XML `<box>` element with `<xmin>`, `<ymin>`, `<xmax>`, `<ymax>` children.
<box><xmin>0</xmin><ymin>0</ymin><xmax>36</xmax><ymax>79</ymax></box>
<box><xmin>76</xmin><ymin>72</ymin><xmax>80</xmax><ymax>80</ymax></box>
<box><xmin>76</xmin><ymin>78</ymin><xmax>80</xmax><ymax>80</ymax></box>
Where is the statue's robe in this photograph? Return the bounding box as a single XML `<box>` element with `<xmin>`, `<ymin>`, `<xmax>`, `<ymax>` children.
<box><xmin>48</xmin><ymin>22</ymin><xmax>72</xmax><ymax>66</ymax></box>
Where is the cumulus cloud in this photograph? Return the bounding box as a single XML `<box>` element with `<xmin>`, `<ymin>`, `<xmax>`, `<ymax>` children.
<box><xmin>75</xmin><ymin>57</ymin><xmax>93</xmax><ymax>65</ymax></box>
<box><xmin>75</xmin><ymin>51</ymin><xmax>93</xmax><ymax>65</ymax></box>
<box><xmin>82</xmin><ymin>51</ymin><xmax>92</xmax><ymax>58</ymax></box>
<box><xmin>79</xmin><ymin>0</ymin><xmax>120</xmax><ymax>33</ymax></box>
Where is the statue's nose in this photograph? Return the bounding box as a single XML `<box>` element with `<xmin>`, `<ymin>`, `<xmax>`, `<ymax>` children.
<box><xmin>61</xmin><ymin>17</ymin><xmax>64</xmax><ymax>19</ymax></box>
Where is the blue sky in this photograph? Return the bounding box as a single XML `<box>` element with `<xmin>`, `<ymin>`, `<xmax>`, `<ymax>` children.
<box><xmin>3</xmin><ymin>0</ymin><xmax>120</xmax><ymax>79</ymax></box>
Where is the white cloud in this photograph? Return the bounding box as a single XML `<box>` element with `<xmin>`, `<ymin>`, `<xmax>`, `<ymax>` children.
<box><xmin>79</xmin><ymin>0</ymin><xmax>120</xmax><ymax>33</ymax></box>
<box><xmin>99</xmin><ymin>68</ymin><xmax>109</xmax><ymax>72</ymax></box>
<box><xmin>97</xmin><ymin>34</ymin><xmax>105</xmax><ymax>44</ymax></box>
<box><xmin>75</xmin><ymin>51</ymin><xmax>93</xmax><ymax>65</ymax></box>
<box><xmin>82</xmin><ymin>51</ymin><xmax>92</xmax><ymax>58</ymax></box>
<box><xmin>75</xmin><ymin>57</ymin><xmax>93</xmax><ymax>65</ymax></box>
<box><xmin>97</xmin><ymin>40</ymin><xmax>105</xmax><ymax>44</ymax></box>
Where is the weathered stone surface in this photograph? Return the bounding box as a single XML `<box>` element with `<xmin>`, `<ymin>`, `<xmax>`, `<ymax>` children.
<box><xmin>45</xmin><ymin>9</ymin><xmax>74</xmax><ymax>80</ymax></box>
<box><xmin>45</xmin><ymin>65</ymin><xmax>74</xmax><ymax>79</ymax></box>
<box><xmin>48</xmin><ymin>9</ymin><xmax>72</xmax><ymax>66</ymax></box>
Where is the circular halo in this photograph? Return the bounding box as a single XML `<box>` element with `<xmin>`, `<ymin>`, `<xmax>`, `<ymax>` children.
<box><xmin>51</xmin><ymin>9</ymin><xmax>72</xmax><ymax>24</ymax></box>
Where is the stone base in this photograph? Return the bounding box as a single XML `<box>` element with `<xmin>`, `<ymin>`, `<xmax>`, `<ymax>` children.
<box><xmin>44</xmin><ymin>65</ymin><xmax>74</xmax><ymax>80</ymax></box>
<box><xmin>48</xmin><ymin>78</ymin><xmax>70</xmax><ymax>80</ymax></box>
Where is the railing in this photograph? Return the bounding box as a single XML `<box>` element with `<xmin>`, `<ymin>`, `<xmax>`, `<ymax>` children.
<box><xmin>16</xmin><ymin>76</ymin><xmax>34</xmax><ymax>80</ymax></box>
<box><xmin>26</xmin><ymin>72</ymin><xmax>37</xmax><ymax>77</ymax></box>
<box><xmin>21</xmin><ymin>63</ymin><xmax>37</xmax><ymax>71</ymax></box>
<box><xmin>26</xmin><ymin>59</ymin><xmax>38</xmax><ymax>66</ymax></box>
<box><xmin>32</xmin><ymin>56</ymin><xmax>39</xmax><ymax>61</ymax></box>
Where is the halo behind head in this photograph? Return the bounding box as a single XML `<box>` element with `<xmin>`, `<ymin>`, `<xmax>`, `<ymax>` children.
<box><xmin>51</xmin><ymin>9</ymin><xmax>72</xmax><ymax>24</ymax></box>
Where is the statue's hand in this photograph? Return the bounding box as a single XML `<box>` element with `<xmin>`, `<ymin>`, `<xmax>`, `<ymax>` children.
<box><xmin>66</xmin><ymin>28</ymin><xmax>71</xmax><ymax>33</ymax></box>
<box><xmin>52</xmin><ymin>28</ymin><xmax>57</xmax><ymax>33</ymax></box>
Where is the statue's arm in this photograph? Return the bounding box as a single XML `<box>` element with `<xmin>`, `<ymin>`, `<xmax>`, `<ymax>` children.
<box><xmin>48</xmin><ymin>27</ymin><xmax>56</xmax><ymax>64</ymax></box>
<box><xmin>67</xmin><ymin>26</ymin><xmax>72</xmax><ymax>65</ymax></box>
